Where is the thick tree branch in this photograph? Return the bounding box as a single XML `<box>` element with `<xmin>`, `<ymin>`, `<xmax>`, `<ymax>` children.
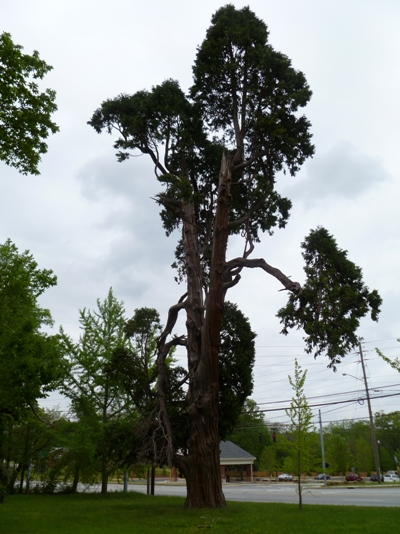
<box><xmin>157</xmin><ymin>294</ymin><xmax>187</xmax><ymax>349</ymax></box>
<box><xmin>226</xmin><ymin>257</ymin><xmax>301</xmax><ymax>293</ymax></box>
<box><xmin>163</xmin><ymin>335</ymin><xmax>187</xmax><ymax>355</ymax></box>
<box><xmin>228</xmin><ymin>194</ymin><xmax>266</xmax><ymax>230</ymax></box>
<box><xmin>223</xmin><ymin>273</ymin><xmax>241</xmax><ymax>290</ymax></box>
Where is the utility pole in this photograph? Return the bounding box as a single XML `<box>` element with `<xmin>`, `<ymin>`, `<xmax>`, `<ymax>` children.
<box><xmin>318</xmin><ymin>410</ymin><xmax>327</xmax><ymax>486</ymax></box>
<box><xmin>358</xmin><ymin>340</ymin><xmax>381</xmax><ymax>484</ymax></box>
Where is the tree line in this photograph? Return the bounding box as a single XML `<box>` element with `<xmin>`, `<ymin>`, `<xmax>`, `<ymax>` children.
<box><xmin>0</xmin><ymin>244</ymin><xmax>256</xmax><ymax>500</ymax></box>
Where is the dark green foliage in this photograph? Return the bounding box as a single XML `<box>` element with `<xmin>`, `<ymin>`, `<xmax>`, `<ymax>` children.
<box><xmin>277</xmin><ymin>227</ymin><xmax>382</xmax><ymax>367</ymax></box>
<box><xmin>106</xmin><ymin>307</ymin><xmax>188</xmax><ymax>464</ymax></box>
<box><xmin>88</xmin><ymin>6</ymin><xmax>314</xmax><ymax>279</ymax></box>
<box><xmin>191</xmin><ymin>4</ymin><xmax>313</xmax><ymax>247</ymax></box>
<box><xmin>218</xmin><ymin>303</ymin><xmax>256</xmax><ymax>439</ymax></box>
<box><xmin>110</xmin><ymin>303</ymin><xmax>256</xmax><ymax>456</ymax></box>
<box><xmin>0</xmin><ymin>32</ymin><xmax>58</xmax><ymax>175</ymax></box>
<box><xmin>191</xmin><ymin>5</ymin><xmax>313</xmax><ymax>175</ymax></box>
<box><xmin>322</xmin><ymin>418</ymin><xmax>398</xmax><ymax>475</ymax></box>
<box><xmin>167</xmin><ymin>302</ymin><xmax>256</xmax><ymax>449</ymax></box>
<box><xmin>114</xmin><ymin>307</ymin><xmax>162</xmax><ymax>413</ymax></box>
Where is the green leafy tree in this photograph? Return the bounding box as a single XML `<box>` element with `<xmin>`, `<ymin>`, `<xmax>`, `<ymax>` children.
<box><xmin>0</xmin><ymin>32</ymin><xmax>58</xmax><ymax>175</ymax></box>
<box><xmin>258</xmin><ymin>445</ymin><xmax>277</xmax><ymax>474</ymax></box>
<box><xmin>354</xmin><ymin>437</ymin><xmax>373</xmax><ymax>474</ymax></box>
<box><xmin>2</xmin><ymin>408</ymin><xmax>52</xmax><ymax>493</ymax></box>
<box><xmin>60</xmin><ymin>288</ymin><xmax>131</xmax><ymax>494</ymax></box>
<box><xmin>49</xmin><ymin>412</ymin><xmax>102</xmax><ymax>492</ymax></box>
<box><xmin>89</xmin><ymin>5</ymin><xmax>379</xmax><ymax>508</ymax></box>
<box><xmin>325</xmin><ymin>434</ymin><xmax>351</xmax><ymax>479</ymax></box>
<box><xmin>375</xmin><ymin>411</ymin><xmax>400</xmax><ymax>471</ymax></box>
<box><xmin>284</xmin><ymin>359</ymin><xmax>315</xmax><ymax>510</ymax></box>
<box><xmin>0</xmin><ymin>239</ymin><xmax>61</xmax><ymax>423</ymax></box>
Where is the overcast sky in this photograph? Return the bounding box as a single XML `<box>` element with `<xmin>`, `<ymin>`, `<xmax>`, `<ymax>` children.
<box><xmin>2</xmin><ymin>0</ymin><xmax>400</xmax><ymax>429</ymax></box>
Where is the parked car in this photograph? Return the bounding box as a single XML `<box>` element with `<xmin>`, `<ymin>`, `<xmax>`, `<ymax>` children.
<box><xmin>383</xmin><ymin>474</ymin><xmax>400</xmax><ymax>482</ymax></box>
<box><xmin>346</xmin><ymin>473</ymin><xmax>363</xmax><ymax>482</ymax></box>
<box><xmin>314</xmin><ymin>473</ymin><xmax>330</xmax><ymax>480</ymax></box>
<box><xmin>278</xmin><ymin>473</ymin><xmax>294</xmax><ymax>481</ymax></box>
<box><xmin>370</xmin><ymin>474</ymin><xmax>384</xmax><ymax>482</ymax></box>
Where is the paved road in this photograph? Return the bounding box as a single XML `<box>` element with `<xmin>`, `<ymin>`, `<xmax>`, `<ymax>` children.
<box><xmin>103</xmin><ymin>482</ymin><xmax>400</xmax><ymax>507</ymax></box>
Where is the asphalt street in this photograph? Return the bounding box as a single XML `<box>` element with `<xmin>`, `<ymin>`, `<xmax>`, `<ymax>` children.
<box><xmin>102</xmin><ymin>482</ymin><xmax>400</xmax><ymax>507</ymax></box>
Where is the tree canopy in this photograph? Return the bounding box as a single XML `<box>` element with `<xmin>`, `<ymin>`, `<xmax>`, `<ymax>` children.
<box><xmin>278</xmin><ymin>227</ymin><xmax>382</xmax><ymax>367</ymax></box>
<box><xmin>0</xmin><ymin>32</ymin><xmax>58</xmax><ymax>175</ymax></box>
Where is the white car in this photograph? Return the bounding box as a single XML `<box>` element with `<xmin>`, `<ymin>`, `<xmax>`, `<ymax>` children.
<box><xmin>278</xmin><ymin>473</ymin><xmax>294</xmax><ymax>481</ymax></box>
<box><xmin>383</xmin><ymin>474</ymin><xmax>400</xmax><ymax>482</ymax></box>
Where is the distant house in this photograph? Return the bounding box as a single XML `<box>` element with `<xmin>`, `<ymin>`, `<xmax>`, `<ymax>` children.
<box><xmin>219</xmin><ymin>440</ymin><xmax>256</xmax><ymax>482</ymax></box>
<box><xmin>169</xmin><ymin>440</ymin><xmax>256</xmax><ymax>482</ymax></box>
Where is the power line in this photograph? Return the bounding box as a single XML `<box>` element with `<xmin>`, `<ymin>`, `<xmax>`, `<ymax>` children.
<box><xmin>254</xmin><ymin>391</ymin><xmax>400</xmax><ymax>414</ymax></box>
<box><xmin>255</xmin><ymin>383</ymin><xmax>400</xmax><ymax>407</ymax></box>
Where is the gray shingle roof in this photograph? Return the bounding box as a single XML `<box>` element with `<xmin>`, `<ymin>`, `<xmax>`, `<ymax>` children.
<box><xmin>219</xmin><ymin>440</ymin><xmax>255</xmax><ymax>460</ymax></box>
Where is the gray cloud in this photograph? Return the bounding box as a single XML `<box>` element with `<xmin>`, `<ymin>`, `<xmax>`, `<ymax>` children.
<box><xmin>2</xmin><ymin>0</ymin><xmax>400</xmax><ymax>424</ymax></box>
<box><xmin>284</xmin><ymin>141</ymin><xmax>391</xmax><ymax>206</ymax></box>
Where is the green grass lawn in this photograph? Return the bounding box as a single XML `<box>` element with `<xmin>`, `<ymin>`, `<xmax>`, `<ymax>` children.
<box><xmin>1</xmin><ymin>491</ymin><xmax>399</xmax><ymax>534</ymax></box>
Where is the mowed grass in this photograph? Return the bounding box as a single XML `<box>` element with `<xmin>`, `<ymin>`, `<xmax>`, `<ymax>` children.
<box><xmin>1</xmin><ymin>491</ymin><xmax>400</xmax><ymax>534</ymax></box>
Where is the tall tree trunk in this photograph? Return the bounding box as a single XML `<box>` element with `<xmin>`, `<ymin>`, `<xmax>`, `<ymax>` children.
<box><xmin>155</xmin><ymin>155</ymin><xmax>233</xmax><ymax>508</ymax></box>
<box><xmin>181</xmin><ymin>154</ymin><xmax>232</xmax><ymax>508</ymax></box>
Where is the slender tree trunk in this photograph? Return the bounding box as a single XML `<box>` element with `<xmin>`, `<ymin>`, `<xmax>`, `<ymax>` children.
<box><xmin>150</xmin><ymin>465</ymin><xmax>155</xmax><ymax>495</ymax></box>
<box><xmin>101</xmin><ymin>455</ymin><xmax>108</xmax><ymax>494</ymax></box>
<box><xmin>297</xmin><ymin>449</ymin><xmax>302</xmax><ymax>510</ymax></box>
<box><xmin>0</xmin><ymin>423</ymin><xmax>7</xmax><ymax>502</ymax></box>
<box><xmin>72</xmin><ymin>465</ymin><xmax>80</xmax><ymax>492</ymax></box>
<box><xmin>19</xmin><ymin>466</ymin><xmax>25</xmax><ymax>494</ymax></box>
<box><xmin>101</xmin><ymin>393</ymin><xmax>108</xmax><ymax>494</ymax></box>
<box><xmin>19</xmin><ymin>424</ymin><xmax>32</xmax><ymax>494</ymax></box>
